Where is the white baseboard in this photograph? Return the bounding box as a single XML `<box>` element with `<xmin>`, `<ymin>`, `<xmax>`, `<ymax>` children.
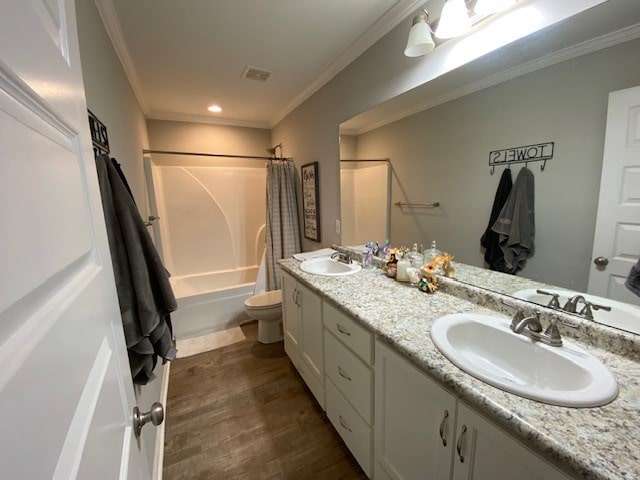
<box><xmin>152</xmin><ymin>360</ymin><xmax>171</xmax><ymax>480</ymax></box>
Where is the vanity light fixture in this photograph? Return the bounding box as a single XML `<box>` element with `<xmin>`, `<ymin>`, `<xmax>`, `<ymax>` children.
<box><xmin>404</xmin><ymin>10</ymin><xmax>435</xmax><ymax>57</ymax></box>
<box><xmin>435</xmin><ymin>0</ymin><xmax>471</xmax><ymax>39</ymax></box>
<box><xmin>207</xmin><ymin>104</ymin><xmax>222</xmax><ymax>113</ymax></box>
<box><xmin>474</xmin><ymin>0</ymin><xmax>516</xmax><ymax>16</ymax></box>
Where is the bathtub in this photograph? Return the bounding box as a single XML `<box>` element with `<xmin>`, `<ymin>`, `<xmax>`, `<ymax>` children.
<box><xmin>170</xmin><ymin>266</ymin><xmax>258</xmax><ymax>339</ymax></box>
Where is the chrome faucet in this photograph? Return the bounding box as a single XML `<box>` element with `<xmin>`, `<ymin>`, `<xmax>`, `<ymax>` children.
<box><xmin>510</xmin><ymin>310</ymin><xmax>563</xmax><ymax>347</ymax></box>
<box><xmin>578</xmin><ymin>300</ymin><xmax>612</xmax><ymax>320</ymax></box>
<box><xmin>536</xmin><ymin>289</ymin><xmax>560</xmax><ymax>309</ymax></box>
<box><xmin>511</xmin><ymin>310</ymin><xmax>543</xmax><ymax>334</ymax></box>
<box><xmin>562</xmin><ymin>294</ymin><xmax>585</xmax><ymax>313</ymax></box>
<box><xmin>331</xmin><ymin>252</ymin><xmax>352</xmax><ymax>264</ymax></box>
<box><xmin>562</xmin><ymin>294</ymin><xmax>612</xmax><ymax>320</ymax></box>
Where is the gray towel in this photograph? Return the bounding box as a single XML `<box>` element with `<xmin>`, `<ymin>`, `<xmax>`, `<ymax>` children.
<box><xmin>95</xmin><ymin>154</ymin><xmax>177</xmax><ymax>384</ymax></box>
<box><xmin>625</xmin><ymin>257</ymin><xmax>640</xmax><ymax>297</ymax></box>
<box><xmin>491</xmin><ymin>167</ymin><xmax>535</xmax><ymax>274</ymax></box>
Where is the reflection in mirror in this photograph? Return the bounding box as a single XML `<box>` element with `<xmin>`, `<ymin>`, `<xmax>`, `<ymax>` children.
<box><xmin>340</xmin><ymin>159</ymin><xmax>391</xmax><ymax>246</ymax></box>
<box><xmin>338</xmin><ymin>2</ymin><xmax>640</xmax><ymax>334</ymax></box>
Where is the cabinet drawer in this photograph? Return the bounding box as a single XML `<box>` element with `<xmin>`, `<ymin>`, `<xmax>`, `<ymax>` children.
<box><xmin>323</xmin><ymin>302</ymin><xmax>373</xmax><ymax>365</ymax></box>
<box><xmin>325</xmin><ymin>330</ymin><xmax>373</xmax><ymax>424</ymax></box>
<box><xmin>326</xmin><ymin>378</ymin><xmax>373</xmax><ymax>478</ymax></box>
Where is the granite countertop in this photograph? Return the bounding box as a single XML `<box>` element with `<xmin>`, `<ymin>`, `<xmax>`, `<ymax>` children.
<box><xmin>278</xmin><ymin>258</ymin><xmax>640</xmax><ymax>480</ymax></box>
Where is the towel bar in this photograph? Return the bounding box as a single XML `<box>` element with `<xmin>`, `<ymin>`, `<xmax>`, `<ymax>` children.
<box><xmin>394</xmin><ymin>202</ymin><xmax>440</xmax><ymax>208</ymax></box>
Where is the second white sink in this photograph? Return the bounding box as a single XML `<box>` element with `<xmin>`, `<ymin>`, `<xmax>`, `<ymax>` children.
<box><xmin>430</xmin><ymin>313</ymin><xmax>618</xmax><ymax>407</ymax></box>
<box><xmin>299</xmin><ymin>257</ymin><xmax>362</xmax><ymax>276</ymax></box>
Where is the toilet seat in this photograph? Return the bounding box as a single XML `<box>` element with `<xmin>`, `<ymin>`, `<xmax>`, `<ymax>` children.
<box><xmin>244</xmin><ymin>290</ymin><xmax>282</xmax><ymax>310</ymax></box>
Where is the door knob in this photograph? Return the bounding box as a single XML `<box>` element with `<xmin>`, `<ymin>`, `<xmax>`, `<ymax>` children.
<box><xmin>133</xmin><ymin>402</ymin><xmax>164</xmax><ymax>437</ymax></box>
<box><xmin>594</xmin><ymin>256</ymin><xmax>609</xmax><ymax>266</ymax></box>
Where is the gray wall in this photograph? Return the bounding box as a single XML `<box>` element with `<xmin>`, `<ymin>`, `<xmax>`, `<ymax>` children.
<box><xmin>77</xmin><ymin>0</ymin><xmax>150</xmax><ymax>218</ymax></box>
<box><xmin>76</xmin><ymin>0</ymin><xmax>157</xmax><ymax>473</ymax></box>
<box><xmin>147</xmin><ymin>119</ymin><xmax>271</xmax><ymax>156</ymax></box>
<box><xmin>354</xmin><ymin>39</ymin><xmax>640</xmax><ymax>291</ymax></box>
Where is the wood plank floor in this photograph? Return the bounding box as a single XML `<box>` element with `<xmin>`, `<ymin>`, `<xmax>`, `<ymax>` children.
<box><xmin>163</xmin><ymin>322</ymin><xmax>368</xmax><ymax>480</ymax></box>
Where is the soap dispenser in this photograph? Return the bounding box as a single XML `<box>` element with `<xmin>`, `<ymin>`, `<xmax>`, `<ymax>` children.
<box><xmin>396</xmin><ymin>253</ymin><xmax>411</xmax><ymax>283</ymax></box>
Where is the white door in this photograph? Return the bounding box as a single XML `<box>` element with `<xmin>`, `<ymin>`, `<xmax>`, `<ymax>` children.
<box><xmin>0</xmin><ymin>1</ymin><xmax>147</xmax><ymax>479</ymax></box>
<box><xmin>588</xmin><ymin>85</ymin><xmax>640</xmax><ymax>306</ymax></box>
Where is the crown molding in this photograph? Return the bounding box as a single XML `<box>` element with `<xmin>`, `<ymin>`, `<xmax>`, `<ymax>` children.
<box><xmin>269</xmin><ymin>0</ymin><xmax>424</xmax><ymax>128</ymax></box>
<box><xmin>93</xmin><ymin>0</ymin><xmax>148</xmax><ymax>115</ymax></box>
<box><xmin>345</xmin><ymin>22</ymin><xmax>640</xmax><ymax>135</ymax></box>
<box><xmin>147</xmin><ymin>111</ymin><xmax>271</xmax><ymax>130</ymax></box>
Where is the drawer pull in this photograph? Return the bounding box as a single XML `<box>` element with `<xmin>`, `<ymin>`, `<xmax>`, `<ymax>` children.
<box><xmin>439</xmin><ymin>410</ymin><xmax>449</xmax><ymax>447</ymax></box>
<box><xmin>456</xmin><ymin>425</ymin><xmax>467</xmax><ymax>463</ymax></box>
<box><xmin>338</xmin><ymin>415</ymin><xmax>353</xmax><ymax>433</ymax></box>
<box><xmin>338</xmin><ymin>366</ymin><xmax>352</xmax><ymax>381</ymax></box>
<box><xmin>336</xmin><ymin>324</ymin><xmax>352</xmax><ymax>336</ymax></box>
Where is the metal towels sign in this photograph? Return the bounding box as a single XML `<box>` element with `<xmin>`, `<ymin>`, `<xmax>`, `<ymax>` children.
<box><xmin>489</xmin><ymin>141</ymin><xmax>554</xmax><ymax>173</ymax></box>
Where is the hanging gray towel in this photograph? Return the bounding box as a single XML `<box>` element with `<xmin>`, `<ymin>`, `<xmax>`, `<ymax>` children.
<box><xmin>625</xmin><ymin>257</ymin><xmax>640</xmax><ymax>297</ymax></box>
<box><xmin>491</xmin><ymin>166</ymin><xmax>535</xmax><ymax>274</ymax></box>
<box><xmin>481</xmin><ymin>168</ymin><xmax>512</xmax><ymax>272</ymax></box>
<box><xmin>95</xmin><ymin>154</ymin><xmax>177</xmax><ymax>385</ymax></box>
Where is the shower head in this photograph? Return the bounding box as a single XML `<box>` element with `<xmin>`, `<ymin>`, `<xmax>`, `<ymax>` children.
<box><xmin>266</xmin><ymin>143</ymin><xmax>283</xmax><ymax>158</ymax></box>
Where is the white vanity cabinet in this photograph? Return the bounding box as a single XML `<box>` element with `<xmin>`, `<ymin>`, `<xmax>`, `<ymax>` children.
<box><xmin>281</xmin><ymin>272</ymin><xmax>324</xmax><ymax>408</ymax></box>
<box><xmin>452</xmin><ymin>402</ymin><xmax>572</xmax><ymax>480</ymax></box>
<box><xmin>375</xmin><ymin>340</ymin><xmax>573</xmax><ymax>480</ymax></box>
<box><xmin>323</xmin><ymin>302</ymin><xmax>375</xmax><ymax>477</ymax></box>
<box><xmin>375</xmin><ymin>340</ymin><xmax>457</xmax><ymax>480</ymax></box>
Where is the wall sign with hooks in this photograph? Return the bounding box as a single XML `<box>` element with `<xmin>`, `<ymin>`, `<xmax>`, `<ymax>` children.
<box><xmin>88</xmin><ymin>109</ymin><xmax>110</xmax><ymax>158</ymax></box>
<box><xmin>489</xmin><ymin>141</ymin><xmax>554</xmax><ymax>174</ymax></box>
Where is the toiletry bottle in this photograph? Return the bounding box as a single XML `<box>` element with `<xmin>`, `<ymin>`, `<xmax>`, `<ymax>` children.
<box><xmin>396</xmin><ymin>253</ymin><xmax>410</xmax><ymax>282</ymax></box>
<box><xmin>407</xmin><ymin>243</ymin><xmax>425</xmax><ymax>268</ymax></box>
<box><xmin>363</xmin><ymin>243</ymin><xmax>373</xmax><ymax>269</ymax></box>
<box><xmin>423</xmin><ymin>240</ymin><xmax>443</xmax><ymax>262</ymax></box>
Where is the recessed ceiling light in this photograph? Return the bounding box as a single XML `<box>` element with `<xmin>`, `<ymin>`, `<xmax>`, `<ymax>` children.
<box><xmin>207</xmin><ymin>104</ymin><xmax>222</xmax><ymax>113</ymax></box>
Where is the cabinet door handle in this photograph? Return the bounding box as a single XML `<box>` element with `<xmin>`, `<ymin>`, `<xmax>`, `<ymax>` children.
<box><xmin>456</xmin><ymin>425</ymin><xmax>467</xmax><ymax>463</ymax></box>
<box><xmin>336</xmin><ymin>324</ymin><xmax>351</xmax><ymax>336</ymax></box>
<box><xmin>339</xmin><ymin>415</ymin><xmax>353</xmax><ymax>433</ymax></box>
<box><xmin>293</xmin><ymin>289</ymin><xmax>300</xmax><ymax>306</ymax></box>
<box><xmin>439</xmin><ymin>410</ymin><xmax>449</xmax><ymax>447</ymax></box>
<box><xmin>338</xmin><ymin>366</ymin><xmax>352</xmax><ymax>381</ymax></box>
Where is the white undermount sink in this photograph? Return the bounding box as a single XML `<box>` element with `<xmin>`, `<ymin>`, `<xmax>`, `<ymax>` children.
<box><xmin>430</xmin><ymin>313</ymin><xmax>618</xmax><ymax>407</ymax></box>
<box><xmin>513</xmin><ymin>288</ymin><xmax>640</xmax><ymax>335</ymax></box>
<box><xmin>299</xmin><ymin>257</ymin><xmax>362</xmax><ymax>276</ymax></box>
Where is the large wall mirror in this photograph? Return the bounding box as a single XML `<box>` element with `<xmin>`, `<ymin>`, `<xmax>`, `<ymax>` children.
<box><xmin>338</xmin><ymin>1</ymin><xmax>640</xmax><ymax>334</ymax></box>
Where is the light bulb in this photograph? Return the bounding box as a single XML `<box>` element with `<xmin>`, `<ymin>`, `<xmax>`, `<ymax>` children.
<box><xmin>435</xmin><ymin>0</ymin><xmax>471</xmax><ymax>39</ymax></box>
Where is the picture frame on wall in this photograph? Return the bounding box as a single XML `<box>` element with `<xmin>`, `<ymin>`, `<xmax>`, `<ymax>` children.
<box><xmin>302</xmin><ymin>162</ymin><xmax>321</xmax><ymax>242</ymax></box>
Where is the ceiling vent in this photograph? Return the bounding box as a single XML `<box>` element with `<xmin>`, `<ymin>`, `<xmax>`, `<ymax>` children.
<box><xmin>241</xmin><ymin>65</ymin><xmax>273</xmax><ymax>82</ymax></box>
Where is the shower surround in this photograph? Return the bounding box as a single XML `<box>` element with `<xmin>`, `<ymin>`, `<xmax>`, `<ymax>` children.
<box><xmin>147</xmin><ymin>154</ymin><xmax>266</xmax><ymax>338</ymax></box>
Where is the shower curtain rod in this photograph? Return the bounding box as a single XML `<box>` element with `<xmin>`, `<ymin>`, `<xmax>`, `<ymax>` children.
<box><xmin>142</xmin><ymin>149</ymin><xmax>292</xmax><ymax>161</ymax></box>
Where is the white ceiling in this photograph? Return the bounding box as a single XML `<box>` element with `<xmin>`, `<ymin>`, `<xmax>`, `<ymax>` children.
<box><xmin>100</xmin><ymin>0</ymin><xmax>423</xmax><ymax>129</ymax></box>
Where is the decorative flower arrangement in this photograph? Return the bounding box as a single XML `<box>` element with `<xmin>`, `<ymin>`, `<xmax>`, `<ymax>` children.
<box><xmin>379</xmin><ymin>244</ymin><xmax>455</xmax><ymax>293</ymax></box>
<box><xmin>382</xmin><ymin>246</ymin><xmax>409</xmax><ymax>278</ymax></box>
<box><xmin>416</xmin><ymin>252</ymin><xmax>455</xmax><ymax>294</ymax></box>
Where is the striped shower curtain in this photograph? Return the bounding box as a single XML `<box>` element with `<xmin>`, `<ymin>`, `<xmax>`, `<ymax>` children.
<box><xmin>266</xmin><ymin>160</ymin><xmax>301</xmax><ymax>290</ymax></box>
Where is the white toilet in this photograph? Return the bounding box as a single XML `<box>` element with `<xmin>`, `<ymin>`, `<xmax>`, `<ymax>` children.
<box><xmin>244</xmin><ymin>290</ymin><xmax>283</xmax><ymax>344</ymax></box>
<box><xmin>245</xmin><ymin>250</ymin><xmax>283</xmax><ymax>344</ymax></box>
